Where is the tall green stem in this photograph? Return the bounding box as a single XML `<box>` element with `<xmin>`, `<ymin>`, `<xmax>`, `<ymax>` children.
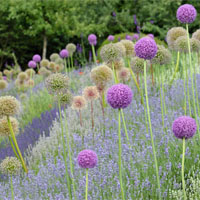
<box><xmin>91</xmin><ymin>45</ymin><xmax>97</xmax><ymax>64</ymax></box>
<box><xmin>128</xmin><ymin>59</ymin><xmax>144</xmax><ymax>105</ymax></box>
<box><xmin>64</xmin><ymin>58</ymin><xmax>68</xmax><ymax>74</ymax></box>
<box><xmin>10</xmin><ymin>176</ymin><xmax>14</xmax><ymax>200</ymax></box>
<box><xmin>7</xmin><ymin>116</ymin><xmax>28</xmax><ymax>173</ymax></box>
<box><xmin>58</xmin><ymin>100</ymin><xmax>72</xmax><ymax>200</ymax></box>
<box><xmin>8</xmin><ymin>136</ymin><xmax>19</xmax><ymax>160</ymax></box>
<box><xmin>182</xmin><ymin>59</ymin><xmax>187</xmax><ymax>115</ymax></box>
<box><xmin>68</xmin><ymin>57</ymin><xmax>71</xmax><ymax>72</ymax></box>
<box><xmin>70</xmin><ymin>56</ymin><xmax>73</xmax><ymax>69</ymax></box>
<box><xmin>120</xmin><ymin>109</ymin><xmax>129</xmax><ymax>144</ymax></box>
<box><xmin>118</xmin><ymin>109</ymin><xmax>125</xmax><ymax>200</ymax></box>
<box><xmin>63</xmin><ymin>109</ymin><xmax>77</xmax><ymax>200</ymax></box>
<box><xmin>85</xmin><ymin>168</ymin><xmax>88</xmax><ymax>200</ymax></box>
<box><xmin>170</xmin><ymin>51</ymin><xmax>180</xmax><ymax>86</ymax></box>
<box><xmin>182</xmin><ymin>138</ymin><xmax>186</xmax><ymax>200</ymax></box>
<box><xmin>161</xmin><ymin>69</ymin><xmax>167</xmax><ymax>115</ymax></box>
<box><xmin>144</xmin><ymin>61</ymin><xmax>161</xmax><ymax>199</ymax></box>
<box><xmin>186</xmin><ymin>24</ymin><xmax>200</xmax><ymax>138</ymax></box>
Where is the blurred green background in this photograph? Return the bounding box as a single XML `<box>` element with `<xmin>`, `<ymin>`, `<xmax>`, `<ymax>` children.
<box><xmin>0</xmin><ymin>0</ymin><xmax>199</xmax><ymax>70</ymax></box>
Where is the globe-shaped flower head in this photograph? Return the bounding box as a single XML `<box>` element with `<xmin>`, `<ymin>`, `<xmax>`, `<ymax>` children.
<box><xmin>45</xmin><ymin>73</ymin><xmax>69</xmax><ymax>95</ymax></box>
<box><xmin>0</xmin><ymin>157</ymin><xmax>21</xmax><ymax>175</ymax></box>
<box><xmin>28</xmin><ymin>60</ymin><xmax>37</xmax><ymax>68</ymax></box>
<box><xmin>0</xmin><ymin>96</ymin><xmax>20</xmax><ymax>117</ymax></box>
<box><xmin>88</xmin><ymin>34</ymin><xmax>97</xmax><ymax>46</ymax></box>
<box><xmin>135</xmin><ymin>37</ymin><xmax>157</xmax><ymax>60</ymax></box>
<box><xmin>120</xmin><ymin>40</ymin><xmax>135</xmax><ymax>57</ymax></box>
<box><xmin>177</xmin><ymin>4</ymin><xmax>197</xmax><ymax>24</ymax></box>
<box><xmin>71</xmin><ymin>96</ymin><xmax>87</xmax><ymax>110</ymax></box>
<box><xmin>130</xmin><ymin>57</ymin><xmax>150</xmax><ymax>74</ymax></box>
<box><xmin>0</xmin><ymin>80</ymin><xmax>8</xmax><ymax>90</ymax></box>
<box><xmin>108</xmin><ymin>35</ymin><xmax>114</xmax><ymax>41</ymax></box>
<box><xmin>107</xmin><ymin>83</ymin><xmax>133</xmax><ymax>109</ymax></box>
<box><xmin>59</xmin><ymin>49</ymin><xmax>69</xmax><ymax>58</ymax></box>
<box><xmin>172</xmin><ymin>116</ymin><xmax>197</xmax><ymax>139</ymax></box>
<box><xmin>32</xmin><ymin>54</ymin><xmax>41</xmax><ymax>63</ymax></box>
<box><xmin>78</xmin><ymin>149</ymin><xmax>98</xmax><ymax>168</ymax></box>
<box><xmin>192</xmin><ymin>29</ymin><xmax>200</xmax><ymax>41</ymax></box>
<box><xmin>66</xmin><ymin>43</ymin><xmax>76</xmax><ymax>56</ymax></box>
<box><xmin>100</xmin><ymin>43</ymin><xmax>124</xmax><ymax>63</ymax></box>
<box><xmin>132</xmin><ymin>34</ymin><xmax>139</xmax><ymax>41</ymax></box>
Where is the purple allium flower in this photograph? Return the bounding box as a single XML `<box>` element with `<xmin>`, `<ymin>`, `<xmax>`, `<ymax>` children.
<box><xmin>172</xmin><ymin>116</ymin><xmax>197</xmax><ymax>139</ymax></box>
<box><xmin>32</xmin><ymin>54</ymin><xmax>41</xmax><ymax>63</ymax></box>
<box><xmin>133</xmin><ymin>15</ymin><xmax>137</xmax><ymax>25</ymax></box>
<box><xmin>28</xmin><ymin>60</ymin><xmax>37</xmax><ymax>68</ymax></box>
<box><xmin>77</xmin><ymin>149</ymin><xmax>98</xmax><ymax>169</ymax></box>
<box><xmin>148</xmin><ymin>34</ymin><xmax>154</xmax><ymax>39</ymax></box>
<box><xmin>112</xmin><ymin>11</ymin><xmax>116</xmax><ymax>17</ymax></box>
<box><xmin>88</xmin><ymin>34</ymin><xmax>97</xmax><ymax>46</ymax></box>
<box><xmin>176</xmin><ymin>4</ymin><xmax>197</xmax><ymax>24</ymax></box>
<box><xmin>132</xmin><ymin>34</ymin><xmax>139</xmax><ymax>41</ymax></box>
<box><xmin>107</xmin><ymin>83</ymin><xmax>133</xmax><ymax>109</ymax></box>
<box><xmin>59</xmin><ymin>49</ymin><xmax>69</xmax><ymax>58</ymax></box>
<box><xmin>125</xmin><ymin>35</ymin><xmax>132</xmax><ymax>40</ymax></box>
<box><xmin>134</xmin><ymin>37</ymin><xmax>157</xmax><ymax>60</ymax></box>
<box><xmin>108</xmin><ymin>35</ymin><xmax>114</xmax><ymax>41</ymax></box>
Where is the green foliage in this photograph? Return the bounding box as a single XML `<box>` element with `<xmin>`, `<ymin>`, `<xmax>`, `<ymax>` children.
<box><xmin>0</xmin><ymin>0</ymin><xmax>200</xmax><ymax>69</ymax></box>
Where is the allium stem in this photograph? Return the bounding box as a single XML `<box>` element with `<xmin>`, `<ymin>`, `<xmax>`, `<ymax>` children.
<box><xmin>184</xmin><ymin>54</ymin><xmax>191</xmax><ymax>116</ymax></box>
<box><xmin>183</xmin><ymin>61</ymin><xmax>187</xmax><ymax>115</ymax></box>
<box><xmin>91</xmin><ymin>45</ymin><xmax>97</xmax><ymax>64</ymax></box>
<box><xmin>182</xmin><ymin>137</ymin><xmax>186</xmax><ymax>200</ymax></box>
<box><xmin>85</xmin><ymin>168</ymin><xmax>89</xmax><ymax>200</ymax></box>
<box><xmin>64</xmin><ymin>58</ymin><xmax>68</xmax><ymax>74</ymax></box>
<box><xmin>118</xmin><ymin>109</ymin><xmax>125</xmax><ymax>200</ymax></box>
<box><xmin>58</xmin><ymin>100</ymin><xmax>72</xmax><ymax>200</ymax></box>
<box><xmin>68</xmin><ymin>57</ymin><xmax>71</xmax><ymax>71</ymax></box>
<box><xmin>7</xmin><ymin>116</ymin><xmax>28</xmax><ymax>174</ymax></box>
<box><xmin>150</xmin><ymin>64</ymin><xmax>154</xmax><ymax>86</ymax></box>
<box><xmin>10</xmin><ymin>176</ymin><xmax>14</xmax><ymax>200</ymax></box>
<box><xmin>169</xmin><ymin>51</ymin><xmax>180</xmax><ymax>86</ymax></box>
<box><xmin>120</xmin><ymin>109</ymin><xmax>129</xmax><ymax>144</ymax></box>
<box><xmin>91</xmin><ymin>101</ymin><xmax>94</xmax><ymax>129</ymax></box>
<box><xmin>128</xmin><ymin>59</ymin><xmax>144</xmax><ymax>105</ymax></box>
<box><xmin>161</xmin><ymin>70</ymin><xmax>167</xmax><ymax>115</ymax></box>
<box><xmin>8</xmin><ymin>136</ymin><xmax>19</xmax><ymax>160</ymax></box>
<box><xmin>70</xmin><ymin>56</ymin><xmax>74</xmax><ymax>69</ymax></box>
<box><xmin>186</xmin><ymin>24</ymin><xmax>200</xmax><ymax>138</ymax></box>
<box><xmin>144</xmin><ymin>61</ymin><xmax>161</xmax><ymax>199</ymax></box>
<box><xmin>36</xmin><ymin>63</ymin><xmax>39</xmax><ymax>72</ymax></box>
<box><xmin>79</xmin><ymin>109</ymin><xmax>82</xmax><ymax>126</ymax></box>
<box><xmin>63</xmin><ymin>109</ymin><xmax>77</xmax><ymax>200</ymax></box>
<box><xmin>136</xmin><ymin>72</ymin><xmax>139</xmax><ymax>86</ymax></box>
<box><xmin>112</xmin><ymin>62</ymin><xmax>118</xmax><ymax>83</ymax></box>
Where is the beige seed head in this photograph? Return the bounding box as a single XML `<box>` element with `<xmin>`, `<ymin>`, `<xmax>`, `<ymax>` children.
<box><xmin>83</xmin><ymin>86</ymin><xmax>99</xmax><ymax>101</ymax></box>
<box><xmin>71</xmin><ymin>96</ymin><xmax>87</xmax><ymax>110</ymax></box>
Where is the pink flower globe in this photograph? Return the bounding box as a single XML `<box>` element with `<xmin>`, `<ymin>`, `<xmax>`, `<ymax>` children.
<box><xmin>28</xmin><ymin>60</ymin><xmax>37</xmax><ymax>68</ymax></box>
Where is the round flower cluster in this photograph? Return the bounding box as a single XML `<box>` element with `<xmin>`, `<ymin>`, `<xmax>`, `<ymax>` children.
<box><xmin>45</xmin><ymin>73</ymin><xmax>69</xmax><ymax>95</ymax></box>
<box><xmin>0</xmin><ymin>96</ymin><xmax>20</xmax><ymax>117</ymax></box>
<box><xmin>117</xmin><ymin>67</ymin><xmax>131</xmax><ymax>82</ymax></box>
<box><xmin>38</xmin><ymin>67</ymin><xmax>51</xmax><ymax>77</ymax></box>
<box><xmin>192</xmin><ymin>29</ymin><xmax>200</xmax><ymax>41</ymax></box>
<box><xmin>27</xmin><ymin>79</ymin><xmax>35</xmax><ymax>87</ymax></box>
<box><xmin>50</xmin><ymin>53</ymin><xmax>60</xmax><ymax>62</ymax></box>
<box><xmin>166</xmin><ymin>27</ymin><xmax>187</xmax><ymax>49</ymax></box>
<box><xmin>172</xmin><ymin>116</ymin><xmax>197</xmax><ymax>139</ymax></box>
<box><xmin>59</xmin><ymin>92</ymin><xmax>73</xmax><ymax>106</ymax></box>
<box><xmin>88</xmin><ymin>34</ymin><xmax>97</xmax><ymax>46</ymax></box>
<box><xmin>120</xmin><ymin>40</ymin><xmax>135</xmax><ymax>57</ymax></box>
<box><xmin>28</xmin><ymin>61</ymin><xmax>36</xmax><ymax>68</ymax></box>
<box><xmin>78</xmin><ymin>149</ymin><xmax>98</xmax><ymax>169</ymax></box>
<box><xmin>90</xmin><ymin>65</ymin><xmax>113</xmax><ymax>87</ymax></box>
<box><xmin>130</xmin><ymin>57</ymin><xmax>150</xmax><ymax>74</ymax></box>
<box><xmin>32</xmin><ymin>54</ymin><xmax>41</xmax><ymax>63</ymax></box>
<box><xmin>0</xmin><ymin>157</ymin><xmax>21</xmax><ymax>175</ymax></box>
<box><xmin>132</xmin><ymin>34</ymin><xmax>139</xmax><ymax>41</ymax></box>
<box><xmin>66</xmin><ymin>43</ymin><xmax>76</xmax><ymax>56</ymax></box>
<box><xmin>17</xmin><ymin>72</ymin><xmax>28</xmax><ymax>81</ymax></box>
<box><xmin>25</xmin><ymin>69</ymin><xmax>35</xmax><ymax>78</ymax></box>
<box><xmin>0</xmin><ymin>80</ymin><xmax>8</xmax><ymax>90</ymax></box>
<box><xmin>190</xmin><ymin>38</ymin><xmax>200</xmax><ymax>52</ymax></box>
<box><xmin>83</xmin><ymin>86</ymin><xmax>99</xmax><ymax>101</ymax></box>
<box><xmin>0</xmin><ymin>117</ymin><xmax>19</xmax><ymax>137</ymax></box>
<box><xmin>107</xmin><ymin>59</ymin><xmax>124</xmax><ymax>71</ymax></box>
<box><xmin>134</xmin><ymin>37</ymin><xmax>157</xmax><ymax>60</ymax></box>
<box><xmin>108</xmin><ymin>35</ymin><xmax>114</xmax><ymax>41</ymax></box>
<box><xmin>176</xmin><ymin>4</ymin><xmax>197</xmax><ymax>24</ymax></box>
<box><xmin>107</xmin><ymin>83</ymin><xmax>133</xmax><ymax>109</ymax></box>
<box><xmin>148</xmin><ymin>34</ymin><xmax>154</xmax><ymax>39</ymax></box>
<box><xmin>151</xmin><ymin>45</ymin><xmax>172</xmax><ymax>65</ymax></box>
<box><xmin>174</xmin><ymin>36</ymin><xmax>188</xmax><ymax>53</ymax></box>
<box><xmin>100</xmin><ymin>43</ymin><xmax>124</xmax><ymax>63</ymax></box>
<box><xmin>71</xmin><ymin>96</ymin><xmax>87</xmax><ymax>110</ymax></box>
<box><xmin>59</xmin><ymin>49</ymin><xmax>69</xmax><ymax>58</ymax></box>
<box><xmin>40</xmin><ymin>59</ymin><xmax>50</xmax><ymax>68</ymax></box>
